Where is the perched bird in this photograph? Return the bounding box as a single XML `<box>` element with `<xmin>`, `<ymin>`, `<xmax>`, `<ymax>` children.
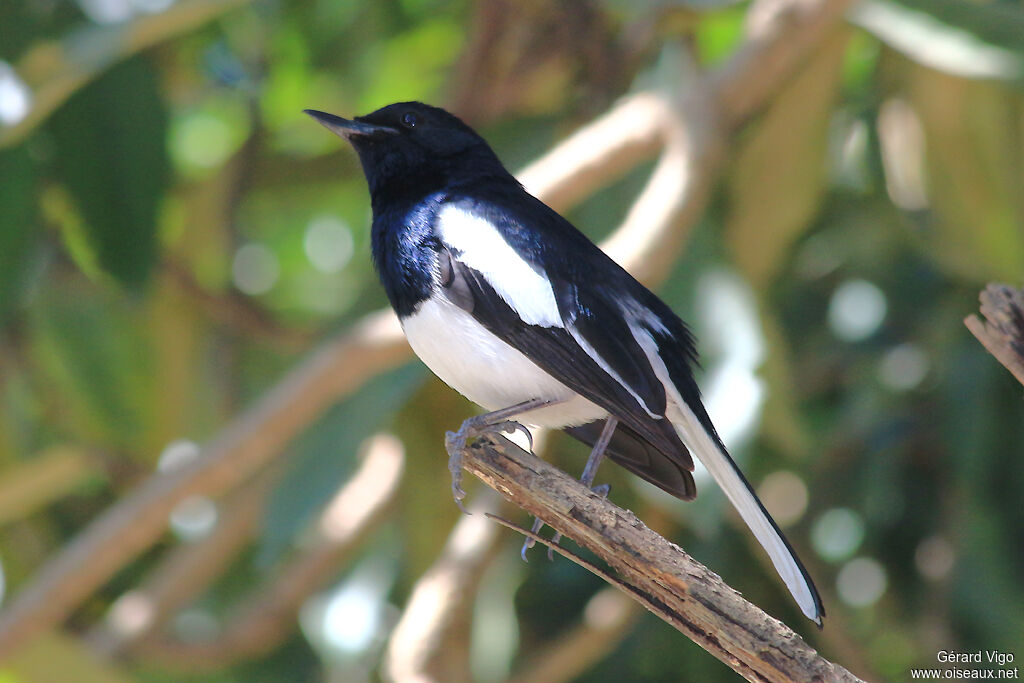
<box><xmin>306</xmin><ymin>101</ymin><xmax>824</xmax><ymax>625</ymax></box>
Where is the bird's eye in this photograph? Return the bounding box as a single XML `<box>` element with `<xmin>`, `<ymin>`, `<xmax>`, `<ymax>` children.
<box><xmin>401</xmin><ymin>111</ymin><xmax>419</xmax><ymax>129</ymax></box>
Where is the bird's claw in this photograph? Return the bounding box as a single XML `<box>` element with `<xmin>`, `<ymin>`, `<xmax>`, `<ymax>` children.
<box><xmin>445</xmin><ymin>417</ymin><xmax>538</xmax><ymax>515</ymax></box>
<box><xmin>445</xmin><ymin>430</ymin><xmax>470</xmax><ymax>514</ymax></box>
<box><xmin>498</xmin><ymin>420</ymin><xmax>533</xmax><ymax>450</ymax></box>
<box><xmin>521</xmin><ymin>516</ymin><xmax>546</xmax><ymax>561</ymax></box>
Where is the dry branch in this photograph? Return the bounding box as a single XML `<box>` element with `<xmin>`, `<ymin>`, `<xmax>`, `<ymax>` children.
<box><xmin>462</xmin><ymin>435</ymin><xmax>862</xmax><ymax>683</ymax></box>
<box><xmin>965</xmin><ymin>283</ymin><xmax>1024</xmax><ymax>388</ymax></box>
<box><xmin>383</xmin><ymin>493</ymin><xmax>506</xmax><ymax>683</ymax></box>
<box><xmin>121</xmin><ymin>433</ymin><xmax>403</xmax><ymax>670</ymax></box>
<box><xmin>86</xmin><ymin>471</ymin><xmax>274</xmax><ymax>657</ymax></box>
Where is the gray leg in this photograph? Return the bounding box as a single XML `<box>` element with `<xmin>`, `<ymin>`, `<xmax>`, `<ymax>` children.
<box><xmin>522</xmin><ymin>416</ymin><xmax>619</xmax><ymax>559</ymax></box>
<box><xmin>445</xmin><ymin>397</ymin><xmax>559</xmax><ymax>513</ymax></box>
<box><xmin>579</xmin><ymin>415</ymin><xmax>618</xmax><ymax>487</ymax></box>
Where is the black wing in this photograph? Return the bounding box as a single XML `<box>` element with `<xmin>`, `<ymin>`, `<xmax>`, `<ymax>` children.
<box><xmin>565</xmin><ymin>420</ymin><xmax>696</xmax><ymax>500</ymax></box>
<box><xmin>436</xmin><ymin>243</ymin><xmax>697</xmax><ymax>499</ymax></box>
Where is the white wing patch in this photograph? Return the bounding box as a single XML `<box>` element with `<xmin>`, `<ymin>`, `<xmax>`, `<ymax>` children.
<box><xmin>436</xmin><ymin>205</ymin><xmax>562</xmax><ymax>328</ymax></box>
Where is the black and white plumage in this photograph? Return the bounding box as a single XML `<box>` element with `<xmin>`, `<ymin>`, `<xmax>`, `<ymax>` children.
<box><xmin>306</xmin><ymin>101</ymin><xmax>824</xmax><ymax>625</ymax></box>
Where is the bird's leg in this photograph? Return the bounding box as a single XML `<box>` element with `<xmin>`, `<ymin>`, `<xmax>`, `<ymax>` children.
<box><xmin>522</xmin><ymin>416</ymin><xmax>619</xmax><ymax>560</ymax></box>
<box><xmin>579</xmin><ymin>415</ymin><xmax>618</xmax><ymax>488</ymax></box>
<box><xmin>445</xmin><ymin>397</ymin><xmax>558</xmax><ymax>513</ymax></box>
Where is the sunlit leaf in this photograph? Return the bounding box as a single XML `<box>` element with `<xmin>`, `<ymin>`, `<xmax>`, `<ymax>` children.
<box><xmin>30</xmin><ymin>286</ymin><xmax>154</xmax><ymax>450</ymax></box>
<box><xmin>695</xmin><ymin>5</ymin><xmax>746</xmax><ymax>66</ymax></box>
<box><xmin>358</xmin><ymin>19</ymin><xmax>463</xmax><ymax>111</ymax></box>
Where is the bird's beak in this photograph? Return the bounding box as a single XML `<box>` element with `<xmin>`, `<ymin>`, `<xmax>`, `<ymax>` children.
<box><xmin>304</xmin><ymin>109</ymin><xmax>398</xmax><ymax>140</ymax></box>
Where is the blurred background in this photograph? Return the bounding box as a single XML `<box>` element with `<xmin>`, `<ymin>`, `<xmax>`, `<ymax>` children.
<box><xmin>1</xmin><ymin>0</ymin><xmax>1023</xmax><ymax>680</ymax></box>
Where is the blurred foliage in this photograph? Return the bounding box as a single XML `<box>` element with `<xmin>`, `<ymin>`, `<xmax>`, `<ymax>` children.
<box><xmin>1</xmin><ymin>0</ymin><xmax>1023</xmax><ymax>681</ymax></box>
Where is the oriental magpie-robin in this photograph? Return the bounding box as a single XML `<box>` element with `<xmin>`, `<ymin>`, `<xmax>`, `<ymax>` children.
<box><xmin>306</xmin><ymin>101</ymin><xmax>824</xmax><ymax>625</ymax></box>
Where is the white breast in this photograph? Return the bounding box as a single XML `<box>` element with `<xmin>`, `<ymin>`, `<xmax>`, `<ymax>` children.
<box><xmin>401</xmin><ymin>296</ymin><xmax>606</xmax><ymax>428</ymax></box>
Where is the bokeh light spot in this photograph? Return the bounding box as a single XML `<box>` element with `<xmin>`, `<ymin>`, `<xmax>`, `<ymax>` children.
<box><xmin>169</xmin><ymin>495</ymin><xmax>218</xmax><ymax>541</ymax></box>
<box><xmin>758</xmin><ymin>471</ymin><xmax>809</xmax><ymax>527</ymax></box>
<box><xmin>131</xmin><ymin>0</ymin><xmax>175</xmax><ymax>14</ymax></box>
<box><xmin>232</xmin><ymin>243</ymin><xmax>280</xmax><ymax>296</ymax></box>
<box><xmin>828</xmin><ymin>279</ymin><xmax>887</xmax><ymax>342</ymax></box>
<box><xmin>106</xmin><ymin>591</ymin><xmax>154</xmax><ymax>637</ymax></box>
<box><xmin>812</xmin><ymin>507</ymin><xmax>865</xmax><ymax>562</ymax></box>
<box><xmin>304</xmin><ymin>215</ymin><xmax>354</xmax><ymax>273</ymax></box>
<box><xmin>173</xmin><ymin>111</ymin><xmax>234</xmax><ymax>170</ymax></box>
<box><xmin>157</xmin><ymin>439</ymin><xmax>200</xmax><ymax>472</ymax></box>
<box><xmin>0</xmin><ymin>62</ymin><xmax>31</xmax><ymax>127</ymax></box>
<box><xmin>878</xmin><ymin>343</ymin><xmax>929</xmax><ymax>391</ymax></box>
<box><xmin>837</xmin><ymin>557</ymin><xmax>887</xmax><ymax>607</ymax></box>
<box><xmin>77</xmin><ymin>0</ymin><xmax>133</xmax><ymax>24</ymax></box>
<box><xmin>915</xmin><ymin>535</ymin><xmax>955</xmax><ymax>581</ymax></box>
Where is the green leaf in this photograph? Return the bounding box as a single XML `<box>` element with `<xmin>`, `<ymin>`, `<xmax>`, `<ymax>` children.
<box><xmin>258</xmin><ymin>363</ymin><xmax>425</xmax><ymax>566</ymax></box>
<box><xmin>0</xmin><ymin>632</ymin><xmax>135</xmax><ymax>683</ymax></box>
<box><xmin>696</xmin><ymin>5</ymin><xmax>746</xmax><ymax>66</ymax></box>
<box><xmin>358</xmin><ymin>19</ymin><xmax>464</xmax><ymax>112</ymax></box>
<box><xmin>30</xmin><ymin>285</ymin><xmax>154</xmax><ymax>450</ymax></box>
<box><xmin>47</xmin><ymin>56</ymin><xmax>169</xmax><ymax>288</ymax></box>
<box><xmin>0</xmin><ymin>145</ymin><xmax>37</xmax><ymax>324</ymax></box>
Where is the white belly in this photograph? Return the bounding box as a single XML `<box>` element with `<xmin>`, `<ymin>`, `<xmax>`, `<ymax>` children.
<box><xmin>401</xmin><ymin>296</ymin><xmax>606</xmax><ymax>428</ymax></box>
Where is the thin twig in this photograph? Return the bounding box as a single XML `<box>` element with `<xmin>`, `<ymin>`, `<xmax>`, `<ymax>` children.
<box><xmin>464</xmin><ymin>436</ymin><xmax>862</xmax><ymax>683</ymax></box>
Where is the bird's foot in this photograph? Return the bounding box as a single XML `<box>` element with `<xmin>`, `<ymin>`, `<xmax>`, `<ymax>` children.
<box><xmin>445</xmin><ymin>416</ymin><xmax>535</xmax><ymax>515</ymax></box>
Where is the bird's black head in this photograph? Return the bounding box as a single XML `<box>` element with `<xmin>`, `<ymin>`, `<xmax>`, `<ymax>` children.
<box><xmin>305</xmin><ymin>102</ymin><xmax>512</xmax><ymax>204</ymax></box>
